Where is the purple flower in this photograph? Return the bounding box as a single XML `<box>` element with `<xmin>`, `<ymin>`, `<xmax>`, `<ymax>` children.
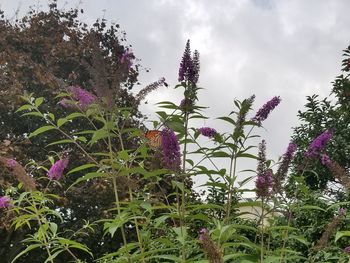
<box><xmin>276</xmin><ymin>143</ymin><xmax>297</xmax><ymax>178</ymax></box>
<box><xmin>344</xmin><ymin>246</ymin><xmax>350</xmax><ymax>254</ymax></box>
<box><xmin>255</xmin><ymin>170</ymin><xmax>273</xmax><ymax>198</ymax></box>
<box><xmin>198</xmin><ymin>127</ymin><xmax>217</xmax><ymax>138</ymax></box>
<box><xmin>48</xmin><ymin>158</ymin><xmax>69</xmax><ymax>180</ymax></box>
<box><xmin>320</xmin><ymin>154</ymin><xmax>331</xmax><ymax>166</ymax></box>
<box><xmin>305</xmin><ymin>130</ymin><xmax>333</xmax><ymax>158</ymax></box>
<box><xmin>161</xmin><ymin>128</ymin><xmax>181</xmax><ymax>171</ymax></box>
<box><xmin>120</xmin><ymin>48</ymin><xmax>134</xmax><ymax>68</ymax></box>
<box><xmin>6</xmin><ymin>159</ymin><xmax>17</xmax><ymax>168</ymax></box>
<box><xmin>252</xmin><ymin>96</ymin><xmax>281</xmax><ymax>125</ymax></box>
<box><xmin>179</xmin><ymin>98</ymin><xmax>194</xmax><ymax>112</ymax></box>
<box><xmin>0</xmin><ymin>196</ymin><xmax>11</xmax><ymax>209</ymax></box>
<box><xmin>178</xmin><ymin>40</ymin><xmax>200</xmax><ymax>84</ymax></box>
<box><xmin>70</xmin><ymin>86</ymin><xmax>97</xmax><ymax>110</ymax></box>
<box><xmin>339</xmin><ymin>208</ymin><xmax>346</xmax><ymax>216</ymax></box>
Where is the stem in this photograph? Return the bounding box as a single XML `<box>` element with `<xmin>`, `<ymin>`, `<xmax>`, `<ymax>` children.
<box><xmin>115</xmin><ymin>114</ymin><xmax>146</xmax><ymax>263</ymax></box>
<box><xmin>260</xmin><ymin>198</ymin><xmax>264</xmax><ymax>263</ymax></box>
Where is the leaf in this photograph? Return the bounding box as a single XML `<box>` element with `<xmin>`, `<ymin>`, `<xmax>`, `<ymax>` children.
<box><xmin>35</xmin><ymin>97</ymin><xmax>44</xmax><ymax>107</ymax></box>
<box><xmin>217</xmin><ymin>116</ymin><xmax>236</xmax><ymax>125</ymax></box>
<box><xmin>67</xmin><ymin>164</ymin><xmax>97</xmax><ymax>175</ymax></box>
<box><xmin>335</xmin><ymin>231</ymin><xmax>350</xmax><ymax>242</ymax></box>
<box><xmin>298</xmin><ymin>205</ymin><xmax>326</xmax><ymax>212</ymax></box>
<box><xmin>16</xmin><ymin>104</ymin><xmax>34</xmax><ymax>112</ymax></box>
<box><xmin>11</xmin><ymin>244</ymin><xmax>42</xmax><ymax>262</ymax></box>
<box><xmin>29</xmin><ymin>126</ymin><xmax>56</xmax><ymax>138</ymax></box>
<box><xmin>57</xmin><ymin>118</ymin><xmax>69</xmax><ymax>128</ymax></box>
<box><xmin>47</xmin><ymin>139</ymin><xmax>75</xmax><ymax>147</ymax></box>
<box><xmin>68</xmin><ymin>172</ymin><xmax>107</xmax><ymax>189</ymax></box>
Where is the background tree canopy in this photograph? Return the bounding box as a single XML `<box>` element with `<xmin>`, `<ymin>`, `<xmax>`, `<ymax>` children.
<box><xmin>0</xmin><ymin>2</ymin><xmax>143</xmax><ymax>262</ymax></box>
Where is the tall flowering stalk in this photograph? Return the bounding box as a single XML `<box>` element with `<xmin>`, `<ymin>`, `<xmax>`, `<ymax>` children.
<box><xmin>273</xmin><ymin>142</ymin><xmax>297</xmax><ymax>193</ymax></box>
<box><xmin>252</xmin><ymin>96</ymin><xmax>281</xmax><ymax>125</ymax></box>
<box><xmin>198</xmin><ymin>229</ymin><xmax>223</xmax><ymax>263</ymax></box>
<box><xmin>60</xmin><ymin>86</ymin><xmax>97</xmax><ymax>110</ymax></box>
<box><xmin>135</xmin><ymin>77</ymin><xmax>166</xmax><ymax>104</ymax></box>
<box><xmin>233</xmin><ymin>95</ymin><xmax>255</xmax><ymax>138</ymax></box>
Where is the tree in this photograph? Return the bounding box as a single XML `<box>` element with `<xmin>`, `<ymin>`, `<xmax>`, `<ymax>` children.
<box><xmin>291</xmin><ymin>46</ymin><xmax>350</xmax><ymax>193</ymax></box>
<box><xmin>0</xmin><ymin>1</ymin><xmax>143</xmax><ymax>261</ymax></box>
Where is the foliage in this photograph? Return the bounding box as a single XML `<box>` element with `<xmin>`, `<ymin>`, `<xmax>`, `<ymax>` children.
<box><xmin>0</xmin><ymin>3</ymin><xmax>350</xmax><ymax>263</ymax></box>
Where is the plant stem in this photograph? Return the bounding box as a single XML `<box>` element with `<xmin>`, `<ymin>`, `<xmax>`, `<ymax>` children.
<box><xmin>261</xmin><ymin>198</ymin><xmax>264</xmax><ymax>263</ymax></box>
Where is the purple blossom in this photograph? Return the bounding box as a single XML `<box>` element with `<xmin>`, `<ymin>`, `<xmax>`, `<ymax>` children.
<box><xmin>320</xmin><ymin>154</ymin><xmax>331</xmax><ymax>166</ymax></box>
<box><xmin>178</xmin><ymin>40</ymin><xmax>200</xmax><ymax>84</ymax></box>
<box><xmin>120</xmin><ymin>48</ymin><xmax>134</xmax><ymax>68</ymax></box>
<box><xmin>70</xmin><ymin>86</ymin><xmax>97</xmax><ymax>110</ymax></box>
<box><xmin>305</xmin><ymin>130</ymin><xmax>333</xmax><ymax>158</ymax></box>
<box><xmin>252</xmin><ymin>96</ymin><xmax>281</xmax><ymax>125</ymax></box>
<box><xmin>275</xmin><ymin>142</ymin><xmax>297</xmax><ymax>179</ymax></box>
<box><xmin>255</xmin><ymin>170</ymin><xmax>273</xmax><ymax>198</ymax></box>
<box><xmin>161</xmin><ymin>128</ymin><xmax>181</xmax><ymax>171</ymax></box>
<box><xmin>0</xmin><ymin>196</ymin><xmax>11</xmax><ymax>209</ymax></box>
<box><xmin>344</xmin><ymin>246</ymin><xmax>350</xmax><ymax>254</ymax></box>
<box><xmin>198</xmin><ymin>127</ymin><xmax>217</xmax><ymax>138</ymax></box>
<box><xmin>48</xmin><ymin>158</ymin><xmax>69</xmax><ymax>180</ymax></box>
<box><xmin>6</xmin><ymin>159</ymin><xmax>17</xmax><ymax>168</ymax></box>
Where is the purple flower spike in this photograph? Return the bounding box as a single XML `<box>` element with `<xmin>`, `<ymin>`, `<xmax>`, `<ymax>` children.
<box><xmin>255</xmin><ymin>170</ymin><xmax>273</xmax><ymax>198</ymax></box>
<box><xmin>6</xmin><ymin>159</ymin><xmax>17</xmax><ymax>168</ymax></box>
<box><xmin>161</xmin><ymin>128</ymin><xmax>181</xmax><ymax>171</ymax></box>
<box><xmin>0</xmin><ymin>196</ymin><xmax>11</xmax><ymax>209</ymax></box>
<box><xmin>48</xmin><ymin>158</ymin><xmax>69</xmax><ymax>180</ymax></box>
<box><xmin>305</xmin><ymin>130</ymin><xmax>333</xmax><ymax>158</ymax></box>
<box><xmin>198</xmin><ymin>127</ymin><xmax>217</xmax><ymax>138</ymax></box>
<box><xmin>120</xmin><ymin>48</ymin><xmax>134</xmax><ymax>68</ymax></box>
<box><xmin>252</xmin><ymin>96</ymin><xmax>281</xmax><ymax>125</ymax></box>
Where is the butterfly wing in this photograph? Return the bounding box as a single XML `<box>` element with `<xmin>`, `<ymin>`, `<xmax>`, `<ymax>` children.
<box><xmin>145</xmin><ymin>130</ymin><xmax>162</xmax><ymax>148</ymax></box>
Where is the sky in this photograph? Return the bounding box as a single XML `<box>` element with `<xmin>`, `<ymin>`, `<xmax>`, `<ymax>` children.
<box><xmin>1</xmin><ymin>0</ymin><xmax>349</xmax><ymax>192</ymax></box>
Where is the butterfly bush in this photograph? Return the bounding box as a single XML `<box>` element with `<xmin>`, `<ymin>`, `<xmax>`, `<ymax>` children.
<box><xmin>198</xmin><ymin>127</ymin><xmax>217</xmax><ymax>138</ymax></box>
<box><xmin>161</xmin><ymin>128</ymin><xmax>181</xmax><ymax>171</ymax></box>
<box><xmin>60</xmin><ymin>86</ymin><xmax>97</xmax><ymax>110</ymax></box>
<box><xmin>305</xmin><ymin>130</ymin><xmax>333</xmax><ymax>158</ymax></box>
<box><xmin>48</xmin><ymin>158</ymin><xmax>69</xmax><ymax>180</ymax></box>
<box><xmin>252</xmin><ymin>96</ymin><xmax>281</xmax><ymax>125</ymax></box>
<box><xmin>0</xmin><ymin>196</ymin><xmax>11</xmax><ymax>208</ymax></box>
<box><xmin>120</xmin><ymin>48</ymin><xmax>134</xmax><ymax>68</ymax></box>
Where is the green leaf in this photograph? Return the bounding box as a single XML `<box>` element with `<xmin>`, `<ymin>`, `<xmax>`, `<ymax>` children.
<box><xmin>68</xmin><ymin>172</ymin><xmax>107</xmax><ymax>189</ymax></box>
<box><xmin>35</xmin><ymin>97</ymin><xmax>44</xmax><ymax>107</ymax></box>
<box><xmin>335</xmin><ymin>231</ymin><xmax>350</xmax><ymax>242</ymax></box>
<box><xmin>47</xmin><ymin>139</ymin><xmax>75</xmax><ymax>147</ymax></box>
<box><xmin>29</xmin><ymin>125</ymin><xmax>56</xmax><ymax>138</ymax></box>
<box><xmin>217</xmin><ymin>116</ymin><xmax>236</xmax><ymax>125</ymax></box>
<box><xmin>67</xmin><ymin>164</ymin><xmax>97</xmax><ymax>175</ymax></box>
<box><xmin>57</xmin><ymin>118</ymin><xmax>69</xmax><ymax>128</ymax></box>
<box><xmin>11</xmin><ymin>244</ymin><xmax>42</xmax><ymax>263</ymax></box>
<box><xmin>16</xmin><ymin>104</ymin><xmax>34</xmax><ymax>112</ymax></box>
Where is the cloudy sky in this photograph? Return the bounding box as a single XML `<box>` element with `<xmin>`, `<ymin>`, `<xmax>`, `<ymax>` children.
<box><xmin>1</xmin><ymin>0</ymin><xmax>349</xmax><ymax>191</ymax></box>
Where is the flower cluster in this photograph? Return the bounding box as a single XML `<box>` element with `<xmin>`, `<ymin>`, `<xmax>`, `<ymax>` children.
<box><xmin>135</xmin><ymin>78</ymin><xmax>166</xmax><ymax>103</ymax></box>
<box><xmin>178</xmin><ymin>40</ymin><xmax>200</xmax><ymax>85</ymax></box>
<box><xmin>320</xmin><ymin>154</ymin><xmax>331</xmax><ymax>166</ymax></box>
<box><xmin>305</xmin><ymin>130</ymin><xmax>333</xmax><ymax>158</ymax></box>
<box><xmin>198</xmin><ymin>228</ymin><xmax>223</xmax><ymax>263</ymax></box>
<box><xmin>120</xmin><ymin>48</ymin><xmax>134</xmax><ymax>68</ymax></box>
<box><xmin>252</xmin><ymin>96</ymin><xmax>281</xmax><ymax>125</ymax></box>
<box><xmin>6</xmin><ymin>158</ymin><xmax>17</xmax><ymax>168</ymax></box>
<box><xmin>60</xmin><ymin>86</ymin><xmax>97</xmax><ymax>110</ymax></box>
<box><xmin>161</xmin><ymin>128</ymin><xmax>181</xmax><ymax>171</ymax></box>
<box><xmin>48</xmin><ymin>158</ymin><xmax>69</xmax><ymax>180</ymax></box>
<box><xmin>320</xmin><ymin>155</ymin><xmax>350</xmax><ymax>189</ymax></box>
<box><xmin>198</xmin><ymin>127</ymin><xmax>217</xmax><ymax>138</ymax></box>
<box><xmin>344</xmin><ymin>246</ymin><xmax>350</xmax><ymax>254</ymax></box>
<box><xmin>234</xmin><ymin>95</ymin><xmax>255</xmax><ymax>136</ymax></box>
<box><xmin>255</xmin><ymin>140</ymin><xmax>273</xmax><ymax>198</ymax></box>
<box><xmin>0</xmin><ymin>196</ymin><xmax>11</xmax><ymax>209</ymax></box>
<box><xmin>274</xmin><ymin>142</ymin><xmax>297</xmax><ymax>192</ymax></box>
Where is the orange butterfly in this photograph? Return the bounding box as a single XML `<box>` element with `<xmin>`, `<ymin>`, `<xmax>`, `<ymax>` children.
<box><xmin>145</xmin><ymin>130</ymin><xmax>162</xmax><ymax>148</ymax></box>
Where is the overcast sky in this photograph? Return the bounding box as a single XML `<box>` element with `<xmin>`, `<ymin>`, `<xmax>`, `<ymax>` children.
<box><xmin>1</xmin><ymin>0</ymin><xmax>349</xmax><ymax>192</ymax></box>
